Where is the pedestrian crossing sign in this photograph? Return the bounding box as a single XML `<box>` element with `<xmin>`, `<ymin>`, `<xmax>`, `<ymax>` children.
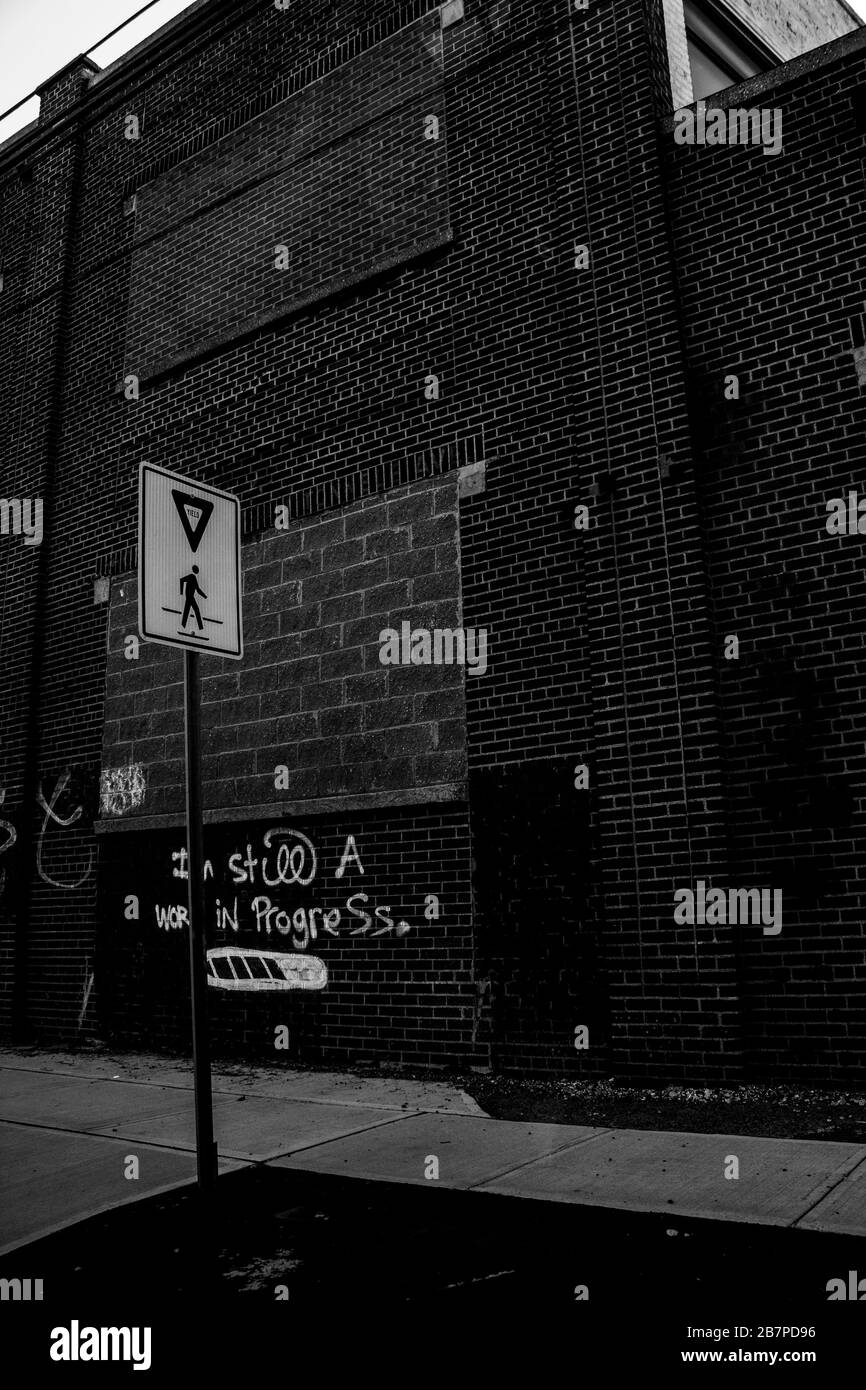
<box><xmin>138</xmin><ymin>463</ymin><xmax>243</xmax><ymax>659</ymax></box>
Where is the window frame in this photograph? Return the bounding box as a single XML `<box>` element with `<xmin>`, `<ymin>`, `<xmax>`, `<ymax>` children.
<box><xmin>684</xmin><ymin>0</ymin><xmax>781</xmax><ymax>95</ymax></box>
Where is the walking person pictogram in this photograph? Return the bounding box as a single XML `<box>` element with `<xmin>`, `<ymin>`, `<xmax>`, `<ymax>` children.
<box><xmin>180</xmin><ymin>566</ymin><xmax>207</xmax><ymax>631</ymax></box>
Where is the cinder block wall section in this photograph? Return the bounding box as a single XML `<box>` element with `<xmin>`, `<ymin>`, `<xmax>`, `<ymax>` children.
<box><xmin>102</xmin><ymin>474</ymin><xmax>465</xmax><ymax>814</ymax></box>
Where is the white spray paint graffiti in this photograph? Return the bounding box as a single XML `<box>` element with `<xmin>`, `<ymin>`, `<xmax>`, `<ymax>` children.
<box><xmin>206</xmin><ymin>947</ymin><xmax>327</xmax><ymax>992</ymax></box>
<box><xmin>151</xmin><ymin>828</ymin><xmax>431</xmax><ymax>988</ymax></box>
<box><xmin>0</xmin><ymin>771</ymin><xmax>95</xmax><ymax>899</ymax></box>
<box><xmin>100</xmin><ymin>764</ymin><xmax>146</xmax><ymax>818</ymax></box>
<box><xmin>0</xmin><ymin>787</ymin><xmax>17</xmax><ymax>898</ymax></box>
<box><xmin>77</xmin><ymin>967</ymin><xmax>95</xmax><ymax>1029</ymax></box>
<box><xmin>36</xmin><ymin>770</ymin><xmax>94</xmax><ymax>890</ymax></box>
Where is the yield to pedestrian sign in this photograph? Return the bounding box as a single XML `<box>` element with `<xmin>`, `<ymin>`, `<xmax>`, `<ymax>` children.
<box><xmin>138</xmin><ymin>463</ymin><xmax>243</xmax><ymax>659</ymax></box>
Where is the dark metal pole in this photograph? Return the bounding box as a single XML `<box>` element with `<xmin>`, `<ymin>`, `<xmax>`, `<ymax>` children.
<box><xmin>184</xmin><ymin>650</ymin><xmax>217</xmax><ymax>1190</ymax></box>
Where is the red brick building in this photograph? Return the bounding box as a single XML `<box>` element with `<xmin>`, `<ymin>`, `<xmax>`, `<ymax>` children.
<box><xmin>1</xmin><ymin>0</ymin><xmax>864</xmax><ymax>1083</ymax></box>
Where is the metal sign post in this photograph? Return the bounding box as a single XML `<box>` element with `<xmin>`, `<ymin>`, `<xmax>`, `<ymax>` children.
<box><xmin>184</xmin><ymin>649</ymin><xmax>217</xmax><ymax>1189</ymax></box>
<box><xmin>138</xmin><ymin>463</ymin><xmax>243</xmax><ymax>1192</ymax></box>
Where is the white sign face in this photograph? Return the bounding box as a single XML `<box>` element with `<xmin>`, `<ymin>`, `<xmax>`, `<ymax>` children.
<box><xmin>138</xmin><ymin>463</ymin><xmax>243</xmax><ymax>659</ymax></box>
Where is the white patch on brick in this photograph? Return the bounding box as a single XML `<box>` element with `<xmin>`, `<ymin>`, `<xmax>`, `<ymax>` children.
<box><xmin>458</xmin><ymin>461</ymin><xmax>486</xmax><ymax>498</ymax></box>
<box><xmin>100</xmin><ymin>764</ymin><xmax>146</xmax><ymax>817</ymax></box>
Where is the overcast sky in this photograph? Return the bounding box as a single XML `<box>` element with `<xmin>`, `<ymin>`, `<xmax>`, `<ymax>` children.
<box><xmin>0</xmin><ymin>0</ymin><xmax>198</xmax><ymax>140</ymax></box>
<box><xmin>1</xmin><ymin>0</ymin><xmax>866</xmax><ymax>142</ymax></box>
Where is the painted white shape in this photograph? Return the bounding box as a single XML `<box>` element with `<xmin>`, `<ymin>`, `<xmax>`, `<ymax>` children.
<box><xmin>100</xmin><ymin>764</ymin><xmax>146</xmax><ymax>817</ymax></box>
<box><xmin>206</xmin><ymin>947</ymin><xmax>328</xmax><ymax>992</ymax></box>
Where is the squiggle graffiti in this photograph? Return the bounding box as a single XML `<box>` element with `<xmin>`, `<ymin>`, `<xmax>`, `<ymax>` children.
<box><xmin>36</xmin><ymin>771</ymin><xmax>94</xmax><ymax>889</ymax></box>
<box><xmin>0</xmin><ymin>772</ymin><xmax>95</xmax><ymax>899</ymax></box>
<box><xmin>261</xmin><ymin>827</ymin><xmax>317</xmax><ymax>886</ymax></box>
<box><xmin>0</xmin><ymin>788</ymin><xmax>17</xmax><ymax>897</ymax></box>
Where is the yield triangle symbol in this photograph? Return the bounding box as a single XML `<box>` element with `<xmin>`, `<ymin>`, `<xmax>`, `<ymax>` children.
<box><xmin>171</xmin><ymin>489</ymin><xmax>214</xmax><ymax>553</ymax></box>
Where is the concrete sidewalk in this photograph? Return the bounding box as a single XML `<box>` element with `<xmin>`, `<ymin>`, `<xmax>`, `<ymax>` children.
<box><xmin>2</xmin><ymin>1049</ymin><xmax>865</xmax><ymax>1255</ymax></box>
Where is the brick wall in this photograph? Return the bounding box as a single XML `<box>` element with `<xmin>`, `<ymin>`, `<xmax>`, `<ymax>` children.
<box><xmin>663</xmin><ymin>29</ymin><xmax>866</xmax><ymax>1082</ymax></box>
<box><xmin>1</xmin><ymin>0</ymin><xmax>864</xmax><ymax>1083</ymax></box>
<box><xmin>96</xmin><ymin>805</ymin><xmax>478</xmax><ymax>1066</ymax></box>
<box><xmin>36</xmin><ymin>59</ymin><xmax>99</xmax><ymax>125</ymax></box>
<box><xmin>123</xmin><ymin>11</ymin><xmax>451</xmax><ymax>382</ymax></box>
<box><xmin>0</xmin><ymin>100</ymin><xmax>104</xmax><ymax>1036</ymax></box>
